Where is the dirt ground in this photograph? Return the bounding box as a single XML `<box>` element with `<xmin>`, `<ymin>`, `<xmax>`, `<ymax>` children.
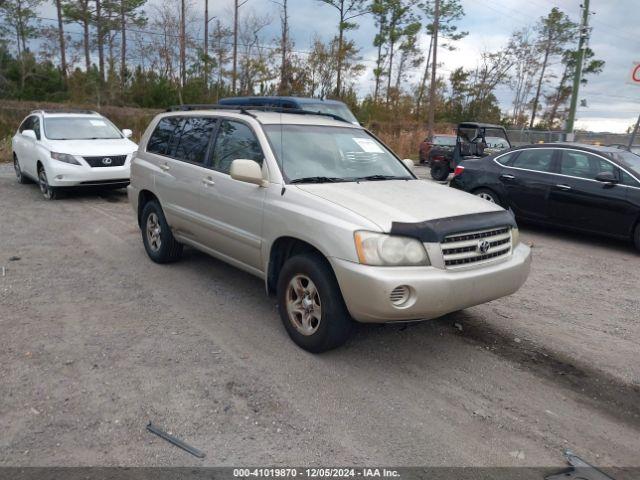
<box><xmin>1</xmin><ymin>162</ymin><xmax>639</xmax><ymax>468</ymax></box>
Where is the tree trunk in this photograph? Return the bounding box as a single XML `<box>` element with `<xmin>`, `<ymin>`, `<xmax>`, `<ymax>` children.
<box><xmin>204</xmin><ymin>0</ymin><xmax>209</xmax><ymax>91</ymax></box>
<box><xmin>335</xmin><ymin>1</ymin><xmax>344</xmax><ymax>97</ymax></box>
<box><xmin>385</xmin><ymin>35</ymin><xmax>395</xmax><ymax>103</ymax></box>
<box><xmin>120</xmin><ymin>0</ymin><xmax>126</xmax><ymax>93</ymax></box>
<box><xmin>427</xmin><ymin>0</ymin><xmax>440</xmax><ymax>138</ymax></box>
<box><xmin>96</xmin><ymin>0</ymin><xmax>105</xmax><ymax>83</ymax></box>
<box><xmin>232</xmin><ymin>0</ymin><xmax>239</xmax><ymax>94</ymax></box>
<box><xmin>83</xmin><ymin>16</ymin><xmax>91</xmax><ymax>72</ymax></box>
<box><xmin>373</xmin><ymin>20</ymin><xmax>384</xmax><ymax>103</ymax></box>
<box><xmin>180</xmin><ymin>0</ymin><xmax>186</xmax><ymax>89</ymax></box>
<box><xmin>416</xmin><ymin>34</ymin><xmax>433</xmax><ymax>119</ymax></box>
<box><xmin>529</xmin><ymin>37</ymin><xmax>551</xmax><ymax>129</ymax></box>
<box><xmin>278</xmin><ymin>0</ymin><xmax>288</xmax><ymax>95</ymax></box>
<box><xmin>548</xmin><ymin>64</ymin><xmax>570</xmax><ymax>129</ymax></box>
<box><xmin>54</xmin><ymin>0</ymin><xmax>68</xmax><ymax>81</ymax></box>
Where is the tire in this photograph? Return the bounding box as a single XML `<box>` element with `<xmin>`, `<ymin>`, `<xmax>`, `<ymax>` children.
<box><xmin>14</xmin><ymin>155</ymin><xmax>29</xmax><ymax>184</ymax></box>
<box><xmin>474</xmin><ymin>188</ymin><xmax>502</xmax><ymax>207</ymax></box>
<box><xmin>37</xmin><ymin>166</ymin><xmax>59</xmax><ymax>200</ymax></box>
<box><xmin>140</xmin><ymin>200</ymin><xmax>183</xmax><ymax>263</ymax></box>
<box><xmin>634</xmin><ymin>223</ymin><xmax>640</xmax><ymax>252</ymax></box>
<box><xmin>277</xmin><ymin>252</ymin><xmax>354</xmax><ymax>353</ymax></box>
<box><xmin>430</xmin><ymin>162</ymin><xmax>450</xmax><ymax>181</ymax></box>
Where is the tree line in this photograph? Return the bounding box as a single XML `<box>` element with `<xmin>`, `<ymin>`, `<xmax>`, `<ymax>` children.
<box><xmin>0</xmin><ymin>0</ymin><xmax>603</xmax><ymax>131</ymax></box>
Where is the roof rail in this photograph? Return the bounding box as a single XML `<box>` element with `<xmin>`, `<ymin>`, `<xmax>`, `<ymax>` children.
<box><xmin>32</xmin><ymin>109</ymin><xmax>99</xmax><ymax>115</ymax></box>
<box><xmin>166</xmin><ymin>104</ymin><xmax>350</xmax><ymax>124</ymax></box>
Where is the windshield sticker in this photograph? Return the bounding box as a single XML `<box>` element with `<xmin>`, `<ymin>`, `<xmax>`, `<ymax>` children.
<box><xmin>353</xmin><ymin>138</ymin><xmax>384</xmax><ymax>153</ymax></box>
<box><xmin>89</xmin><ymin>120</ymin><xmax>107</xmax><ymax>127</ymax></box>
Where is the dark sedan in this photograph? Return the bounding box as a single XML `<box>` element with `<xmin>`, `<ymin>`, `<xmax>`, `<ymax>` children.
<box><xmin>449</xmin><ymin>143</ymin><xmax>640</xmax><ymax>250</ymax></box>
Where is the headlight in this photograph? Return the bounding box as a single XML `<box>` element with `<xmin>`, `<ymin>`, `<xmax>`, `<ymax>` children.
<box><xmin>511</xmin><ymin>227</ymin><xmax>520</xmax><ymax>246</ymax></box>
<box><xmin>50</xmin><ymin>152</ymin><xmax>81</xmax><ymax>165</ymax></box>
<box><xmin>354</xmin><ymin>231</ymin><xmax>430</xmax><ymax>266</ymax></box>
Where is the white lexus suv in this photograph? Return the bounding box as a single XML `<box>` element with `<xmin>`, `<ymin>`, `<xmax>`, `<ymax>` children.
<box><xmin>12</xmin><ymin>110</ymin><xmax>138</xmax><ymax>199</ymax></box>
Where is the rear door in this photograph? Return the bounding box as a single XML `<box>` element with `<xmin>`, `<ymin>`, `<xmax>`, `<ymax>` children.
<box><xmin>499</xmin><ymin>148</ymin><xmax>558</xmax><ymax>221</ymax></box>
<box><xmin>197</xmin><ymin>119</ymin><xmax>267</xmax><ymax>272</ymax></box>
<box><xmin>149</xmin><ymin>116</ymin><xmax>218</xmax><ymax>242</ymax></box>
<box><xmin>549</xmin><ymin>150</ymin><xmax>633</xmax><ymax>236</ymax></box>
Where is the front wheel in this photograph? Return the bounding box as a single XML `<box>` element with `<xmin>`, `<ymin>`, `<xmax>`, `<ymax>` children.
<box><xmin>38</xmin><ymin>167</ymin><xmax>59</xmax><ymax>200</ymax></box>
<box><xmin>277</xmin><ymin>253</ymin><xmax>353</xmax><ymax>353</ymax></box>
<box><xmin>430</xmin><ymin>162</ymin><xmax>450</xmax><ymax>181</ymax></box>
<box><xmin>140</xmin><ymin>200</ymin><xmax>183</xmax><ymax>263</ymax></box>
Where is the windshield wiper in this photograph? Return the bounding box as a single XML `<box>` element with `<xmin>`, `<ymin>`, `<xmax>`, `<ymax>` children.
<box><xmin>290</xmin><ymin>176</ymin><xmax>346</xmax><ymax>184</ymax></box>
<box><xmin>352</xmin><ymin>175</ymin><xmax>410</xmax><ymax>181</ymax></box>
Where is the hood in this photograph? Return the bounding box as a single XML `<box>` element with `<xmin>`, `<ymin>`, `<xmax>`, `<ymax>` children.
<box><xmin>296</xmin><ymin>179</ymin><xmax>503</xmax><ymax>231</ymax></box>
<box><xmin>46</xmin><ymin>138</ymin><xmax>138</xmax><ymax>156</ymax></box>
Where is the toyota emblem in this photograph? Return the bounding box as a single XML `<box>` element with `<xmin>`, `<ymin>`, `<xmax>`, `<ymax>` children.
<box><xmin>478</xmin><ymin>240</ymin><xmax>491</xmax><ymax>254</ymax></box>
<box><xmin>102</xmin><ymin>157</ymin><xmax>113</xmax><ymax>165</ymax></box>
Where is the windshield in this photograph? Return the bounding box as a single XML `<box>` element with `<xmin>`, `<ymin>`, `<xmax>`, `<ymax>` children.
<box><xmin>433</xmin><ymin>136</ymin><xmax>456</xmax><ymax>146</ymax></box>
<box><xmin>613</xmin><ymin>150</ymin><xmax>640</xmax><ymax>175</ymax></box>
<box><xmin>485</xmin><ymin>136</ymin><xmax>511</xmax><ymax>150</ymax></box>
<box><xmin>264</xmin><ymin>125</ymin><xmax>413</xmax><ymax>183</ymax></box>
<box><xmin>44</xmin><ymin>117</ymin><xmax>123</xmax><ymax>140</ymax></box>
<box><xmin>302</xmin><ymin>103</ymin><xmax>359</xmax><ymax>124</ymax></box>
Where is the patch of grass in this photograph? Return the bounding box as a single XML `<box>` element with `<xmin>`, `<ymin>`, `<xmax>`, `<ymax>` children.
<box><xmin>0</xmin><ymin>136</ymin><xmax>11</xmax><ymax>163</ymax></box>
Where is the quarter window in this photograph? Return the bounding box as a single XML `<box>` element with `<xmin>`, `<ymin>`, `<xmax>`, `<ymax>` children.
<box><xmin>210</xmin><ymin>120</ymin><xmax>263</xmax><ymax>174</ymax></box>
<box><xmin>173</xmin><ymin>117</ymin><xmax>217</xmax><ymax>165</ymax></box>
<box><xmin>511</xmin><ymin>150</ymin><xmax>554</xmax><ymax>173</ymax></box>
<box><xmin>495</xmin><ymin>152</ymin><xmax>516</xmax><ymax>165</ymax></box>
<box><xmin>147</xmin><ymin>117</ymin><xmax>182</xmax><ymax>156</ymax></box>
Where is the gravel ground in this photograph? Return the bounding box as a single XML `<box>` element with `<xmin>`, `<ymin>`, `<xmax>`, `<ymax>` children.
<box><xmin>1</xmin><ymin>162</ymin><xmax>639</xmax><ymax>467</ymax></box>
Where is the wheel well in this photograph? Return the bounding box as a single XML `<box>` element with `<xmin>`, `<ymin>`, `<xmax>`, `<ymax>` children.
<box><xmin>267</xmin><ymin>237</ymin><xmax>326</xmax><ymax>296</ymax></box>
<box><xmin>137</xmin><ymin>190</ymin><xmax>159</xmax><ymax>227</ymax></box>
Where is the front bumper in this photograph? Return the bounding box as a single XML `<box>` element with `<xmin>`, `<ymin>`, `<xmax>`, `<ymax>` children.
<box><xmin>46</xmin><ymin>161</ymin><xmax>130</xmax><ymax>187</ymax></box>
<box><xmin>330</xmin><ymin>243</ymin><xmax>531</xmax><ymax>323</ymax></box>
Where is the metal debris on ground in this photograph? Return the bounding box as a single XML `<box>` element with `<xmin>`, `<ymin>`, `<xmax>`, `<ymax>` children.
<box><xmin>146</xmin><ymin>422</ymin><xmax>206</xmax><ymax>459</ymax></box>
<box><xmin>545</xmin><ymin>449</ymin><xmax>616</xmax><ymax>480</ymax></box>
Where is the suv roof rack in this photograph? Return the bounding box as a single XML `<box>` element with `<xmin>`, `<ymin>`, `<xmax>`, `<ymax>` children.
<box><xmin>33</xmin><ymin>109</ymin><xmax>99</xmax><ymax>115</ymax></box>
<box><xmin>166</xmin><ymin>104</ymin><xmax>350</xmax><ymax>124</ymax></box>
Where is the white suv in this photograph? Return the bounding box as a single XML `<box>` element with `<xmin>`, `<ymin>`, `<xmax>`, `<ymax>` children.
<box><xmin>129</xmin><ymin>107</ymin><xmax>531</xmax><ymax>352</ymax></box>
<box><xmin>12</xmin><ymin>110</ymin><xmax>138</xmax><ymax>199</ymax></box>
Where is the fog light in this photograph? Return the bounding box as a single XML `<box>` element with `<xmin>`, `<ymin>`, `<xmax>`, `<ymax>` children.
<box><xmin>390</xmin><ymin>285</ymin><xmax>410</xmax><ymax>307</ymax></box>
<box><xmin>56</xmin><ymin>175</ymin><xmax>63</xmax><ymax>179</ymax></box>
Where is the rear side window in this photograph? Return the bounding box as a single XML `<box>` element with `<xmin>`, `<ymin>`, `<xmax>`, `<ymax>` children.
<box><xmin>210</xmin><ymin>120</ymin><xmax>264</xmax><ymax>174</ymax></box>
<box><xmin>495</xmin><ymin>151</ymin><xmax>516</xmax><ymax>165</ymax></box>
<box><xmin>511</xmin><ymin>149</ymin><xmax>554</xmax><ymax>172</ymax></box>
<box><xmin>147</xmin><ymin>117</ymin><xmax>182</xmax><ymax>156</ymax></box>
<box><xmin>174</xmin><ymin>117</ymin><xmax>217</xmax><ymax>165</ymax></box>
<box><xmin>32</xmin><ymin>117</ymin><xmax>41</xmax><ymax>140</ymax></box>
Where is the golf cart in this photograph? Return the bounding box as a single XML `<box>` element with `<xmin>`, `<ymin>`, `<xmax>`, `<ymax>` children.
<box><xmin>430</xmin><ymin>122</ymin><xmax>512</xmax><ymax>181</ymax></box>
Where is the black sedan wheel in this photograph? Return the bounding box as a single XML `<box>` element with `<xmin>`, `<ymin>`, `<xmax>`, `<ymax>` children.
<box><xmin>474</xmin><ymin>188</ymin><xmax>502</xmax><ymax>207</ymax></box>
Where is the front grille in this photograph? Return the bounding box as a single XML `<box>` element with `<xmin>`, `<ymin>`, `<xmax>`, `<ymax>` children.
<box><xmin>441</xmin><ymin>227</ymin><xmax>512</xmax><ymax>268</ymax></box>
<box><xmin>83</xmin><ymin>155</ymin><xmax>127</xmax><ymax>168</ymax></box>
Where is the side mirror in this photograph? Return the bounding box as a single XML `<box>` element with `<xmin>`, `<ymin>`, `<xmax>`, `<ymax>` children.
<box><xmin>230</xmin><ymin>159</ymin><xmax>267</xmax><ymax>187</ymax></box>
<box><xmin>595</xmin><ymin>171</ymin><xmax>618</xmax><ymax>184</ymax></box>
<box><xmin>22</xmin><ymin>129</ymin><xmax>37</xmax><ymax>140</ymax></box>
<box><xmin>402</xmin><ymin>158</ymin><xmax>414</xmax><ymax>170</ymax></box>
<box><xmin>122</xmin><ymin>129</ymin><xmax>133</xmax><ymax>138</ymax></box>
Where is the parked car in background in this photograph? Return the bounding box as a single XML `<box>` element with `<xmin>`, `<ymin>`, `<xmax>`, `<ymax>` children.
<box><xmin>129</xmin><ymin>106</ymin><xmax>531</xmax><ymax>352</ymax></box>
<box><xmin>450</xmin><ymin>143</ymin><xmax>640</xmax><ymax>250</ymax></box>
<box><xmin>419</xmin><ymin>134</ymin><xmax>456</xmax><ymax>165</ymax></box>
<box><xmin>218</xmin><ymin>96</ymin><xmax>360</xmax><ymax>125</ymax></box>
<box><xmin>429</xmin><ymin>122</ymin><xmax>512</xmax><ymax>181</ymax></box>
<box><xmin>12</xmin><ymin>110</ymin><xmax>138</xmax><ymax>200</ymax></box>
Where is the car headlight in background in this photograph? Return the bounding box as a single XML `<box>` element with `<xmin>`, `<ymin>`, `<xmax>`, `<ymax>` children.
<box><xmin>50</xmin><ymin>152</ymin><xmax>81</xmax><ymax>165</ymax></box>
<box><xmin>354</xmin><ymin>231</ymin><xmax>430</xmax><ymax>266</ymax></box>
<box><xmin>511</xmin><ymin>227</ymin><xmax>520</xmax><ymax>246</ymax></box>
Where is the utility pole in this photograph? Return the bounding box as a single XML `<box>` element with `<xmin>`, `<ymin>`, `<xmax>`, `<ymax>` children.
<box><xmin>427</xmin><ymin>0</ymin><xmax>440</xmax><ymax>139</ymax></box>
<box><xmin>565</xmin><ymin>0</ymin><xmax>590</xmax><ymax>139</ymax></box>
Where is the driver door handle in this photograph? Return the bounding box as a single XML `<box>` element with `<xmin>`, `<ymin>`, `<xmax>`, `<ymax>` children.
<box><xmin>159</xmin><ymin>163</ymin><xmax>170</xmax><ymax>171</ymax></box>
<box><xmin>500</xmin><ymin>173</ymin><xmax>515</xmax><ymax>180</ymax></box>
<box><xmin>556</xmin><ymin>184</ymin><xmax>572</xmax><ymax>191</ymax></box>
<box><xmin>202</xmin><ymin>178</ymin><xmax>215</xmax><ymax>187</ymax></box>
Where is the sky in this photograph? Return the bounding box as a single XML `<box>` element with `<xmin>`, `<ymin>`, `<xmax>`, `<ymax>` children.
<box><xmin>38</xmin><ymin>0</ymin><xmax>640</xmax><ymax>133</ymax></box>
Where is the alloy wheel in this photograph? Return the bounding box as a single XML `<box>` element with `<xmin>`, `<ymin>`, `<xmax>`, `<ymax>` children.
<box><xmin>286</xmin><ymin>274</ymin><xmax>322</xmax><ymax>336</ymax></box>
<box><xmin>146</xmin><ymin>212</ymin><xmax>162</xmax><ymax>252</ymax></box>
<box><xmin>476</xmin><ymin>192</ymin><xmax>496</xmax><ymax>203</ymax></box>
<box><xmin>38</xmin><ymin>169</ymin><xmax>53</xmax><ymax>199</ymax></box>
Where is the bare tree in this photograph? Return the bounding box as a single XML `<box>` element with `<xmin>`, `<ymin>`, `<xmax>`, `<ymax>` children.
<box><xmin>54</xmin><ymin>0</ymin><xmax>68</xmax><ymax>81</ymax></box>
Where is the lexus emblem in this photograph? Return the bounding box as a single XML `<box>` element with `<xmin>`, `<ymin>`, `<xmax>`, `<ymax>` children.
<box><xmin>478</xmin><ymin>240</ymin><xmax>491</xmax><ymax>254</ymax></box>
<box><xmin>101</xmin><ymin>157</ymin><xmax>113</xmax><ymax>165</ymax></box>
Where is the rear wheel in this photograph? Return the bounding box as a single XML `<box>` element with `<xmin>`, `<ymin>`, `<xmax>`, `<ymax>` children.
<box><xmin>474</xmin><ymin>188</ymin><xmax>502</xmax><ymax>207</ymax></box>
<box><xmin>140</xmin><ymin>200</ymin><xmax>183</xmax><ymax>263</ymax></box>
<box><xmin>277</xmin><ymin>253</ymin><xmax>353</xmax><ymax>353</ymax></box>
<box><xmin>14</xmin><ymin>155</ymin><xmax>29</xmax><ymax>184</ymax></box>
<box><xmin>430</xmin><ymin>162</ymin><xmax>450</xmax><ymax>181</ymax></box>
<box><xmin>38</xmin><ymin>166</ymin><xmax>59</xmax><ymax>200</ymax></box>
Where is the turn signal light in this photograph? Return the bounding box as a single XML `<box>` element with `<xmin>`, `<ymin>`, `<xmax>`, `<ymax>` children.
<box><xmin>453</xmin><ymin>166</ymin><xmax>465</xmax><ymax>177</ymax></box>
